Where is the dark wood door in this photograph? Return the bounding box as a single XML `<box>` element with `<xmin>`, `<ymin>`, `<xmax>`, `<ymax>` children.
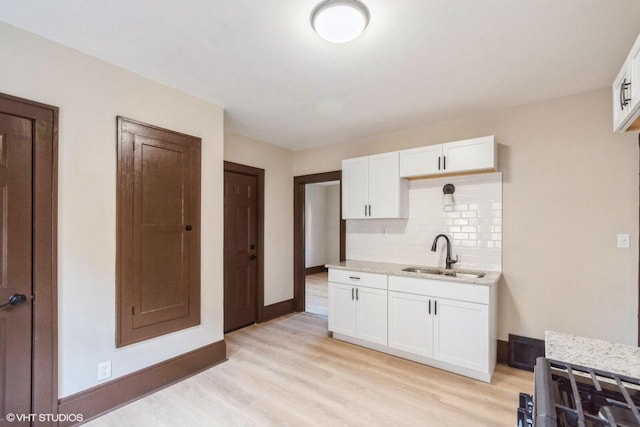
<box><xmin>224</xmin><ymin>170</ymin><xmax>259</xmax><ymax>332</ymax></box>
<box><xmin>132</xmin><ymin>135</ymin><xmax>192</xmax><ymax>329</ymax></box>
<box><xmin>117</xmin><ymin>117</ymin><xmax>201</xmax><ymax>347</ymax></box>
<box><xmin>0</xmin><ymin>112</ymin><xmax>33</xmax><ymax>423</ymax></box>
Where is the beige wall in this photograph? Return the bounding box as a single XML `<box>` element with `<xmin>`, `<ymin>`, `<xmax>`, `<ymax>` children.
<box><xmin>295</xmin><ymin>88</ymin><xmax>639</xmax><ymax>346</ymax></box>
<box><xmin>224</xmin><ymin>131</ymin><xmax>294</xmax><ymax>305</ymax></box>
<box><xmin>0</xmin><ymin>22</ymin><xmax>225</xmax><ymax>397</ymax></box>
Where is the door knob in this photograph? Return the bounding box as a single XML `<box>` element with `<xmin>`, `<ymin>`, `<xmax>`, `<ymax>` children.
<box><xmin>249</xmin><ymin>255</ymin><xmax>257</xmax><ymax>261</ymax></box>
<box><xmin>0</xmin><ymin>294</ymin><xmax>29</xmax><ymax>309</ymax></box>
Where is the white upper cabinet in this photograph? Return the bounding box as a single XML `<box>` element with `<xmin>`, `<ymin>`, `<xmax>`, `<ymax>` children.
<box><xmin>442</xmin><ymin>136</ymin><xmax>496</xmax><ymax>174</ymax></box>
<box><xmin>342</xmin><ymin>156</ymin><xmax>369</xmax><ymax>219</ymax></box>
<box><xmin>399</xmin><ymin>136</ymin><xmax>496</xmax><ymax>178</ymax></box>
<box><xmin>342</xmin><ymin>152</ymin><xmax>408</xmax><ymax>219</ymax></box>
<box><xmin>398</xmin><ymin>145</ymin><xmax>442</xmax><ymax>177</ymax></box>
<box><xmin>613</xmin><ymin>32</ymin><xmax>640</xmax><ymax>132</ymax></box>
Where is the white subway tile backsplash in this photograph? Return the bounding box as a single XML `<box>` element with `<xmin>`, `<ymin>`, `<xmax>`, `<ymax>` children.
<box><xmin>346</xmin><ymin>172</ymin><xmax>502</xmax><ymax>271</ymax></box>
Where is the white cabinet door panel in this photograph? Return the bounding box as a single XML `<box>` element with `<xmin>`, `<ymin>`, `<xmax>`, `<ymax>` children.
<box><xmin>328</xmin><ymin>282</ymin><xmax>356</xmax><ymax>337</ymax></box>
<box><xmin>433</xmin><ymin>298</ymin><xmax>488</xmax><ymax>371</ymax></box>
<box><xmin>342</xmin><ymin>156</ymin><xmax>369</xmax><ymax>219</ymax></box>
<box><xmin>388</xmin><ymin>291</ymin><xmax>433</xmax><ymax>357</ymax></box>
<box><xmin>355</xmin><ymin>286</ymin><xmax>387</xmax><ymax>346</ymax></box>
<box><xmin>368</xmin><ymin>152</ymin><xmax>401</xmax><ymax>219</ymax></box>
<box><xmin>613</xmin><ymin>63</ymin><xmax>633</xmax><ymax>132</ymax></box>
<box><xmin>442</xmin><ymin>137</ymin><xmax>495</xmax><ymax>173</ymax></box>
<box><xmin>399</xmin><ymin>145</ymin><xmax>442</xmax><ymax>178</ymax></box>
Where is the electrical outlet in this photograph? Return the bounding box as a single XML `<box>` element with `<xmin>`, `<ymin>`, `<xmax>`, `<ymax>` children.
<box><xmin>97</xmin><ymin>361</ymin><xmax>111</xmax><ymax>381</ymax></box>
<box><xmin>617</xmin><ymin>234</ymin><xmax>630</xmax><ymax>249</ymax></box>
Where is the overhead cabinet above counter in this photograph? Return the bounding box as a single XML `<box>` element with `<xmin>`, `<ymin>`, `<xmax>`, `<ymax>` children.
<box><xmin>341</xmin><ymin>136</ymin><xmax>497</xmax><ymax>220</ymax></box>
<box><xmin>613</xmin><ymin>32</ymin><xmax>640</xmax><ymax>132</ymax></box>
<box><xmin>342</xmin><ymin>152</ymin><xmax>409</xmax><ymax>219</ymax></box>
<box><xmin>399</xmin><ymin>135</ymin><xmax>496</xmax><ymax>178</ymax></box>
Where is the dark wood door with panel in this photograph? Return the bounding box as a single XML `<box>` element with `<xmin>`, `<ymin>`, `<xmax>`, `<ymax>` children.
<box><xmin>224</xmin><ymin>170</ymin><xmax>259</xmax><ymax>332</ymax></box>
<box><xmin>0</xmin><ymin>111</ymin><xmax>33</xmax><ymax>424</ymax></box>
<box><xmin>117</xmin><ymin>117</ymin><xmax>201</xmax><ymax>347</ymax></box>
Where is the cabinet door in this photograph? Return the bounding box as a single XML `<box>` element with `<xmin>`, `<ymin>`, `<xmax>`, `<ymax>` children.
<box><xmin>613</xmin><ymin>63</ymin><xmax>633</xmax><ymax>132</ymax></box>
<box><xmin>442</xmin><ymin>136</ymin><xmax>495</xmax><ymax>173</ymax></box>
<box><xmin>433</xmin><ymin>298</ymin><xmax>488</xmax><ymax>371</ymax></box>
<box><xmin>368</xmin><ymin>152</ymin><xmax>402</xmax><ymax>219</ymax></box>
<box><xmin>355</xmin><ymin>286</ymin><xmax>387</xmax><ymax>346</ymax></box>
<box><xmin>328</xmin><ymin>282</ymin><xmax>356</xmax><ymax>337</ymax></box>
<box><xmin>630</xmin><ymin>41</ymin><xmax>640</xmax><ymax>112</ymax></box>
<box><xmin>399</xmin><ymin>145</ymin><xmax>442</xmax><ymax>178</ymax></box>
<box><xmin>342</xmin><ymin>156</ymin><xmax>369</xmax><ymax>219</ymax></box>
<box><xmin>388</xmin><ymin>291</ymin><xmax>433</xmax><ymax>357</ymax></box>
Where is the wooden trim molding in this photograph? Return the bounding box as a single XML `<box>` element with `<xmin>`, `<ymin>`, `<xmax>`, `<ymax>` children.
<box><xmin>262</xmin><ymin>299</ymin><xmax>296</xmax><ymax>322</ymax></box>
<box><xmin>223</xmin><ymin>161</ymin><xmax>265</xmax><ymax>323</ymax></box>
<box><xmin>305</xmin><ymin>265</ymin><xmax>328</xmax><ymax>276</ymax></box>
<box><xmin>58</xmin><ymin>340</ymin><xmax>226</xmax><ymax>426</ymax></box>
<box><xmin>497</xmin><ymin>339</ymin><xmax>508</xmax><ymax>365</ymax></box>
<box><xmin>293</xmin><ymin>171</ymin><xmax>345</xmax><ymax>313</ymax></box>
<box><xmin>0</xmin><ymin>93</ymin><xmax>58</xmax><ymax>422</ymax></box>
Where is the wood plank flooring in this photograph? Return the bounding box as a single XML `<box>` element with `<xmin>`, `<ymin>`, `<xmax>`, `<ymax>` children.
<box><xmin>305</xmin><ymin>272</ymin><xmax>328</xmax><ymax>317</ymax></box>
<box><xmin>86</xmin><ymin>314</ymin><xmax>533</xmax><ymax>427</ymax></box>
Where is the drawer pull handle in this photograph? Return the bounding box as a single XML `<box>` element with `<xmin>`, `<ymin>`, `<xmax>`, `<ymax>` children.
<box><xmin>349</xmin><ymin>276</ymin><xmax>360</xmax><ymax>280</ymax></box>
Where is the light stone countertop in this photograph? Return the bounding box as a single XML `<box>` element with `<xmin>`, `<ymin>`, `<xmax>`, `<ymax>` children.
<box><xmin>545</xmin><ymin>331</ymin><xmax>640</xmax><ymax>379</ymax></box>
<box><xmin>325</xmin><ymin>260</ymin><xmax>501</xmax><ymax>286</ymax></box>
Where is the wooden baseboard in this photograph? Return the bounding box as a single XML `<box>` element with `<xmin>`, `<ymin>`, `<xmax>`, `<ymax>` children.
<box><xmin>262</xmin><ymin>299</ymin><xmax>296</xmax><ymax>322</ymax></box>
<box><xmin>58</xmin><ymin>340</ymin><xmax>226</xmax><ymax>426</ymax></box>
<box><xmin>497</xmin><ymin>339</ymin><xmax>508</xmax><ymax>365</ymax></box>
<box><xmin>305</xmin><ymin>265</ymin><xmax>327</xmax><ymax>275</ymax></box>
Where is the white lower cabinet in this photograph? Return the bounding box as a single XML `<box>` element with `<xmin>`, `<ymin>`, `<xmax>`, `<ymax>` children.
<box><xmin>388</xmin><ymin>291</ymin><xmax>433</xmax><ymax>357</ymax></box>
<box><xmin>433</xmin><ymin>298</ymin><xmax>488</xmax><ymax>372</ymax></box>
<box><xmin>328</xmin><ymin>282</ymin><xmax>356</xmax><ymax>337</ymax></box>
<box><xmin>328</xmin><ymin>268</ymin><xmax>496</xmax><ymax>383</ymax></box>
<box><xmin>388</xmin><ymin>292</ymin><xmax>489</xmax><ymax>373</ymax></box>
<box><xmin>328</xmin><ymin>270</ymin><xmax>387</xmax><ymax>346</ymax></box>
<box><xmin>354</xmin><ymin>286</ymin><xmax>387</xmax><ymax>345</ymax></box>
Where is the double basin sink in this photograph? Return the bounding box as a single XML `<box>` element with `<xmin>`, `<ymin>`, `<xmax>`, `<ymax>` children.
<box><xmin>401</xmin><ymin>266</ymin><xmax>486</xmax><ymax>279</ymax></box>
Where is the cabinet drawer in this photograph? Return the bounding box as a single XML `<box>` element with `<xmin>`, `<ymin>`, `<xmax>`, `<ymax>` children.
<box><xmin>388</xmin><ymin>275</ymin><xmax>488</xmax><ymax>304</ymax></box>
<box><xmin>328</xmin><ymin>269</ymin><xmax>387</xmax><ymax>290</ymax></box>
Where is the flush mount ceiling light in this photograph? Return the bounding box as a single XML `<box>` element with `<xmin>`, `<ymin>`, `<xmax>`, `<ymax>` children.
<box><xmin>311</xmin><ymin>0</ymin><xmax>370</xmax><ymax>43</ymax></box>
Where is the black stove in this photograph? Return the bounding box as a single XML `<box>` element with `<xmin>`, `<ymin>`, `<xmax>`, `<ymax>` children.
<box><xmin>518</xmin><ymin>357</ymin><xmax>640</xmax><ymax>426</ymax></box>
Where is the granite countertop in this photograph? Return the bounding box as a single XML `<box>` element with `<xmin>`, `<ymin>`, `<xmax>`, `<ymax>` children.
<box><xmin>325</xmin><ymin>260</ymin><xmax>501</xmax><ymax>286</ymax></box>
<box><xmin>546</xmin><ymin>331</ymin><xmax>640</xmax><ymax>379</ymax></box>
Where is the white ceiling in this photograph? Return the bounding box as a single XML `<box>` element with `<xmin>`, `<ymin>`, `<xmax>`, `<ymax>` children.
<box><xmin>1</xmin><ymin>1</ymin><xmax>639</xmax><ymax>150</ymax></box>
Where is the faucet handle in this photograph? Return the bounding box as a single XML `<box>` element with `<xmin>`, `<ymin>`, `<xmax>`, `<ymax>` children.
<box><xmin>450</xmin><ymin>254</ymin><xmax>459</xmax><ymax>265</ymax></box>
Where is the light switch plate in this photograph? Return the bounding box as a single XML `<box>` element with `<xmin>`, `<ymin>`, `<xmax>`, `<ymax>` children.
<box><xmin>617</xmin><ymin>234</ymin><xmax>630</xmax><ymax>248</ymax></box>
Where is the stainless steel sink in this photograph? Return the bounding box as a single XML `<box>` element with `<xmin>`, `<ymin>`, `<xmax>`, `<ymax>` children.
<box><xmin>401</xmin><ymin>267</ymin><xmax>443</xmax><ymax>275</ymax></box>
<box><xmin>444</xmin><ymin>272</ymin><xmax>486</xmax><ymax>279</ymax></box>
<box><xmin>401</xmin><ymin>267</ymin><xmax>486</xmax><ymax>279</ymax></box>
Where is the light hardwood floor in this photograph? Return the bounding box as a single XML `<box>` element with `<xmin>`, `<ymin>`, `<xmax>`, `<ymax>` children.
<box><xmin>305</xmin><ymin>272</ymin><xmax>328</xmax><ymax>317</ymax></box>
<box><xmin>86</xmin><ymin>314</ymin><xmax>533</xmax><ymax>427</ymax></box>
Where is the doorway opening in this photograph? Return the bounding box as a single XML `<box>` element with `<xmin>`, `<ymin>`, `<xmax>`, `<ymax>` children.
<box><xmin>223</xmin><ymin>161</ymin><xmax>265</xmax><ymax>333</ymax></box>
<box><xmin>293</xmin><ymin>171</ymin><xmax>345</xmax><ymax>315</ymax></box>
